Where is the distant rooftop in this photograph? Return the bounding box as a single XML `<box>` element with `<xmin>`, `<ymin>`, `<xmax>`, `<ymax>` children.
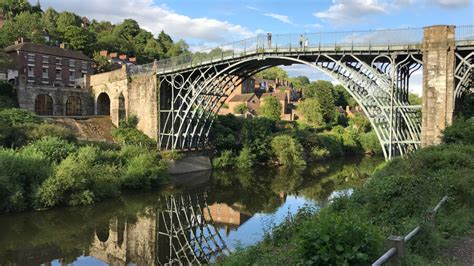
<box><xmin>4</xmin><ymin>42</ymin><xmax>92</xmax><ymax>61</ymax></box>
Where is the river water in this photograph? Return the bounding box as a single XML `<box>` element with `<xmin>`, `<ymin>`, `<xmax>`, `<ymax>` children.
<box><xmin>0</xmin><ymin>156</ymin><xmax>382</xmax><ymax>265</ymax></box>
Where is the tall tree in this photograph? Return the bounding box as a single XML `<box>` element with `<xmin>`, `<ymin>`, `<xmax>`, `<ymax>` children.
<box><xmin>113</xmin><ymin>19</ymin><xmax>140</xmax><ymax>39</ymax></box>
<box><xmin>255</xmin><ymin>67</ymin><xmax>288</xmax><ymax>80</ymax></box>
<box><xmin>63</xmin><ymin>26</ymin><xmax>96</xmax><ymax>54</ymax></box>
<box><xmin>333</xmin><ymin>84</ymin><xmax>356</xmax><ymax>107</ymax></box>
<box><xmin>56</xmin><ymin>11</ymin><xmax>81</xmax><ymax>33</ymax></box>
<box><xmin>298</xmin><ymin>98</ymin><xmax>324</xmax><ymax>127</ymax></box>
<box><xmin>260</xmin><ymin>96</ymin><xmax>281</xmax><ymax>120</ymax></box>
<box><xmin>0</xmin><ymin>0</ymin><xmax>32</xmax><ymax>18</ymax></box>
<box><xmin>0</xmin><ymin>11</ymin><xmax>44</xmax><ymax>47</ymax></box>
<box><xmin>313</xmin><ymin>80</ymin><xmax>336</xmax><ymax>124</ymax></box>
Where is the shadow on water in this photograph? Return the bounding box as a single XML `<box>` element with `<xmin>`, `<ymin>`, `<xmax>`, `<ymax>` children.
<box><xmin>0</xmin><ymin>156</ymin><xmax>382</xmax><ymax>265</ymax></box>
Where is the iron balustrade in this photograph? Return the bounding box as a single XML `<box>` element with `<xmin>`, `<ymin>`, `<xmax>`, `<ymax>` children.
<box><xmin>150</xmin><ymin>25</ymin><xmax>474</xmax><ymax>74</ymax></box>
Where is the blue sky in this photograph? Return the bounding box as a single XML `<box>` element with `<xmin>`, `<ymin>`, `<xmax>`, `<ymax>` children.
<box><xmin>33</xmin><ymin>0</ymin><xmax>474</xmax><ymax>87</ymax></box>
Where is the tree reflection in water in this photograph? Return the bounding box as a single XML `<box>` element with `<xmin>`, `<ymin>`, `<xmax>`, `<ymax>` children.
<box><xmin>0</xmin><ymin>156</ymin><xmax>382</xmax><ymax>265</ymax></box>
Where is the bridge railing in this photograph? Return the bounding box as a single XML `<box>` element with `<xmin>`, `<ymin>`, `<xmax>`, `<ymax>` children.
<box><xmin>155</xmin><ymin>26</ymin><xmax>473</xmax><ymax>73</ymax></box>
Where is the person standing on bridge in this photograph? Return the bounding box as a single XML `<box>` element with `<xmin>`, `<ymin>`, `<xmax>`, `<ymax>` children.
<box><xmin>299</xmin><ymin>34</ymin><xmax>304</xmax><ymax>49</ymax></box>
<box><xmin>304</xmin><ymin>37</ymin><xmax>309</xmax><ymax>50</ymax></box>
<box><xmin>267</xmin><ymin>33</ymin><xmax>272</xmax><ymax>49</ymax></box>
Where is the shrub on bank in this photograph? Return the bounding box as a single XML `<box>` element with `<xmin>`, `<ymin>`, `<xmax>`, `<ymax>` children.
<box><xmin>22</xmin><ymin>137</ymin><xmax>77</xmax><ymax>164</ymax></box>
<box><xmin>271</xmin><ymin>135</ymin><xmax>305</xmax><ymax>167</ymax></box>
<box><xmin>28</xmin><ymin>123</ymin><xmax>77</xmax><ymax>142</ymax></box>
<box><xmin>0</xmin><ymin>148</ymin><xmax>51</xmax><ymax>213</ymax></box>
<box><xmin>235</xmin><ymin>146</ymin><xmax>255</xmax><ymax>169</ymax></box>
<box><xmin>442</xmin><ymin>117</ymin><xmax>474</xmax><ymax>145</ymax></box>
<box><xmin>359</xmin><ymin>131</ymin><xmax>382</xmax><ymax>155</ymax></box>
<box><xmin>213</xmin><ymin>150</ymin><xmax>235</xmax><ymax>169</ymax></box>
<box><xmin>122</xmin><ymin>152</ymin><xmax>168</xmax><ymax>189</ymax></box>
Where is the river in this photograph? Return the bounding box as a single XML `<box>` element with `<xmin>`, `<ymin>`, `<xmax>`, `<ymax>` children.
<box><xmin>0</xmin><ymin>156</ymin><xmax>382</xmax><ymax>265</ymax></box>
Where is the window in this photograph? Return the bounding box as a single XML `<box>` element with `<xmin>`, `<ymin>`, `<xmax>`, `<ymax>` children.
<box><xmin>27</xmin><ymin>53</ymin><xmax>35</xmax><ymax>62</ymax></box>
<box><xmin>42</xmin><ymin>67</ymin><xmax>48</xmax><ymax>79</ymax></box>
<box><xmin>27</xmin><ymin>65</ymin><xmax>34</xmax><ymax>77</ymax></box>
<box><xmin>81</xmin><ymin>61</ymin><xmax>88</xmax><ymax>70</ymax></box>
<box><xmin>56</xmin><ymin>69</ymin><xmax>62</xmax><ymax>80</ymax></box>
<box><xmin>42</xmin><ymin>55</ymin><xmax>49</xmax><ymax>64</ymax></box>
<box><xmin>56</xmin><ymin>57</ymin><xmax>62</xmax><ymax>65</ymax></box>
<box><xmin>69</xmin><ymin>59</ymin><xmax>75</xmax><ymax>68</ymax></box>
<box><xmin>69</xmin><ymin>70</ymin><xmax>75</xmax><ymax>82</ymax></box>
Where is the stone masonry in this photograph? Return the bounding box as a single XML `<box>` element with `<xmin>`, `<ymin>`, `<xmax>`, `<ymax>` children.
<box><xmin>89</xmin><ymin>65</ymin><xmax>158</xmax><ymax>140</ymax></box>
<box><xmin>421</xmin><ymin>25</ymin><xmax>456</xmax><ymax>147</ymax></box>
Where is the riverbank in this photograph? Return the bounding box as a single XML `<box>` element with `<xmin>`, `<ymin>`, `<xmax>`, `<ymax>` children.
<box><xmin>220</xmin><ymin>118</ymin><xmax>474</xmax><ymax>265</ymax></box>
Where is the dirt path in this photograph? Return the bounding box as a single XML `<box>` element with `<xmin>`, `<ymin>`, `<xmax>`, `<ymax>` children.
<box><xmin>441</xmin><ymin>228</ymin><xmax>474</xmax><ymax>265</ymax></box>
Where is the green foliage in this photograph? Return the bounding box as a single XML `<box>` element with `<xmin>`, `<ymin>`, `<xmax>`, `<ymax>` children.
<box><xmin>27</xmin><ymin>122</ymin><xmax>76</xmax><ymax>142</ymax></box>
<box><xmin>22</xmin><ymin>137</ymin><xmax>76</xmax><ymax>164</ymax></box>
<box><xmin>295</xmin><ymin>209</ymin><xmax>383</xmax><ymax>265</ymax></box>
<box><xmin>260</xmin><ymin>96</ymin><xmax>281</xmax><ymax>120</ymax></box>
<box><xmin>212</xmin><ymin>150</ymin><xmax>235</xmax><ymax>169</ymax></box>
<box><xmin>0</xmin><ymin>108</ymin><xmax>40</xmax><ymax>125</ymax></box>
<box><xmin>254</xmin><ymin>67</ymin><xmax>288</xmax><ymax>80</ymax></box>
<box><xmin>241</xmin><ymin>117</ymin><xmax>277</xmax><ymax>162</ymax></box>
<box><xmin>333</xmin><ymin>84</ymin><xmax>356</xmax><ymax>107</ymax></box>
<box><xmin>456</xmin><ymin>93</ymin><xmax>474</xmax><ymax>118</ymax></box>
<box><xmin>122</xmin><ymin>152</ymin><xmax>168</xmax><ymax>189</ymax></box>
<box><xmin>36</xmin><ymin>146</ymin><xmax>121</xmax><ymax>207</ymax></box>
<box><xmin>0</xmin><ymin>147</ymin><xmax>51</xmax><ymax>213</ymax></box>
<box><xmin>235</xmin><ymin>146</ymin><xmax>256</xmax><ymax>169</ymax></box>
<box><xmin>359</xmin><ymin>131</ymin><xmax>382</xmax><ymax>155</ymax></box>
<box><xmin>271</xmin><ymin>135</ymin><xmax>305</xmax><ymax>167</ymax></box>
<box><xmin>63</xmin><ymin>26</ymin><xmax>96</xmax><ymax>54</ymax></box>
<box><xmin>349</xmin><ymin>113</ymin><xmax>371</xmax><ymax>133</ymax></box>
<box><xmin>234</xmin><ymin>103</ymin><xmax>249</xmax><ymax>114</ymax></box>
<box><xmin>442</xmin><ymin>117</ymin><xmax>474</xmax><ymax>145</ymax></box>
<box><xmin>408</xmin><ymin>93</ymin><xmax>422</xmax><ymax>105</ymax></box>
<box><xmin>112</xmin><ymin>116</ymin><xmax>156</xmax><ymax>148</ymax></box>
<box><xmin>298</xmin><ymin>98</ymin><xmax>324</xmax><ymax>127</ymax></box>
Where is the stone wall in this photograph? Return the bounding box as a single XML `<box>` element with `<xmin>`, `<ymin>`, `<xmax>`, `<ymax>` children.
<box><xmin>89</xmin><ymin>66</ymin><xmax>158</xmax><ymax>140</ymax></box>
<box><xmin>421</xmin><ymin>25</ymin><xmax>456</xmax><ymax>147</ymax></box>
<box><xmin>17</xmin><ymin>73</ymin><xmax>94</xmax><ymax>116</ymax></box>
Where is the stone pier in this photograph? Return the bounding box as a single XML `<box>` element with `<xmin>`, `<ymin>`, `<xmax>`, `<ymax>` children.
<box><xmin>421</xmin><ymin>25</ymin><xmax>456</xmax><ymax>147</ymax></box>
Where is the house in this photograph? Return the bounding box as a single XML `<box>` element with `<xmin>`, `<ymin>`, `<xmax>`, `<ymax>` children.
<box><xmin>4</xmin><ymin>38</ymin><xmax>94</xmax><ymax>116</ymax></box>
<box><xmin>218</xmin><ymin>76</ymin><xmax>256</xmax><ymax>114</ymax></box>
<box><xmin>219</xmin><ymin>93</ymin><xmax>259</xmax><ymax>116</ymax></box>
<box><xmin>99</xmin><ymin>50</ymin><xmax>137</xmax><ymax>69</ymax></box>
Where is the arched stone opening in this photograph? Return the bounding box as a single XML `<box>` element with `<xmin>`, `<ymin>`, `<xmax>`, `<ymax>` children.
<box><xmin>35</xmin><ymin>94</ymin><xmax>53</xmax><ymax>116</ymax></box>
<box><xmin>66</xmin><ymin>96</ymin><xmax>82</xmax><ymax>116</ymax></box>
<box><xmin>97</xmin><ymin>92</ymin><xmax>111</xmax><ymax>115</ymax></box>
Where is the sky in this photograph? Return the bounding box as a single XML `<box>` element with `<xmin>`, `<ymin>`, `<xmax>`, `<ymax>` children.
<box><xmin>31</xmin><ymin>0</ymin><xmax>474</xmax><ymax>93</ymax></box>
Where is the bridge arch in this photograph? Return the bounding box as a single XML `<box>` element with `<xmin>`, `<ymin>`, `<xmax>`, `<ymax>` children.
<box><xmin>159</xmin><ymin>53</ymin><xmax>422</xmax><ymax>160</ymax></box>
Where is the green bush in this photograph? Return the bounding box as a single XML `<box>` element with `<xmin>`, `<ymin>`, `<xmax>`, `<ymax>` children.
<box><xmin>295</xmin><ymin>209</ymin><xmax>383</xmax><ymax>265</ymax></box>
<box><xmin>27</xmin><ymin>123</ymin><xmax>77</xmax><ymax>142</ymax></box>
<box><xmin>0</xmin><ymin>148</ymin><xmax>51</xmax><ymax>212</ymax></box>
<box><xmin>310</xmin><ymin>146</ymin><xmax>330</xmax><ymax>160</ymax></box>
<box><xmin>36</xmin><ymin>146</ymin><xmax>121</xmax><ymax>208</ymax></box>
<box><xmin>235</xmin><ymin>146</ymin><xmax>256</xmax><ymax>169</ymax></box>
<box><xmin>442</xmin><ymin>117</ymin><xmax>474</xmax><ymax>145</ymax></box>
<box><xmin>0</xmin><ymin>108</ymin><xmax>40</xmax><ymax>125</ymax></box>
<box><xmin>212</xmin><ymin>150</ymin><xmax>235</xmax><ymax>169</ymax></box>
<box><xmin>316</xmin><ymin>133</ymin><xmax>344</xmax><ymax>158</ymax></box>
<box><xmin>122</xmin><ymin>152</ymin><xmax>168</xmax><ymax>189</ymax></box>
<box><xmin>22</xmin><ymin>137</ymin><xmax>77</xmax><ymax>164</ymax></box>
<box><xmin>271</xmin><ymin>135</ymin><xmax>305</xmax><ymax>167</ymax></box>
<box><xmin>234</xmin><ymin>103</ymin><xmax>250</xmax><ymax>114</ymax></box>
<box><xmin>359</xmin><ymin>131</ymin><xmax>382</xmax><ymax>155</ymax></box>
<box><xmin>349</xmin><ymin>113</ymin><xmax>371</xmax><ymax>133</ymax></box>
<box><xmin>112</xmin><ymin>127</ymin><xmax>156</xmax><ymax>147</ymax></box>
<box><xmin>0</xmin><ymin>95</ymin><xmax>18</xmax><ymax>109</ymax></box>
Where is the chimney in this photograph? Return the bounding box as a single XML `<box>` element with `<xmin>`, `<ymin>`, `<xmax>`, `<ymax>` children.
<box><xmin>109</xmin><ymin>52</ymin><xmax>117</xmax><ymax>59</ymax></box>
<box><xmin>119</xmin><ymin>54</ymin><xmax>127</xmax><ymax>60</ymax></box>
<box><xmin>99</xmin><ymin>50</ymin><xmax>108</xmax><ymax>57</ymax></box>
<box><xmin>129</xmin><ymin>57</ymin><xmax>137</xmax><ymax>64</ymax></box>
<box><xmin>59</xmin><ymin>43</ymin><xmax>66</xmax><ymax>49</ymax></box>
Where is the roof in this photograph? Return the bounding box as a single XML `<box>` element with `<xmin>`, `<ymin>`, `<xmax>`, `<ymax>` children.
<box><xmin>228</xmin><ymin>93</ymin><xmax>257</xmax><ymax>102</ymax></box>
<box><xmin>260</xmin><ymin>92</ymin><xmax>287</xmax><ymax>101</ymax></box>
<box><xmin>4</xmin><ymin>42</ymin><xmax>92</xmax><ymax>61</ymax></box>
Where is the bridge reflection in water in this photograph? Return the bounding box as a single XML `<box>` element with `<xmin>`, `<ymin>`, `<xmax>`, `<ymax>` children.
<box><xmin>88</xmin><ymin>194</ymin><xmax>231</xmax><ymax>265</ymax></box>
<box><xmin>0</xmin><ymin>157</ymin><xmax>383</xmax><ymax>265</ymax></box>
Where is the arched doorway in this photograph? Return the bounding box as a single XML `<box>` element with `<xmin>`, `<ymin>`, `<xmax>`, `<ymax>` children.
<box><xmin>66</xmin><ymin>96</ymin><xmax>82</xmax><ymax>116</ymax></box>
<box><xmin>97</xmin><ymin>92</ymin><xmax>110</xmax><ymax>115</ymax></box>
<box><xmin>118</xmin><ymin>93</ymin><xmax>126</xmax><ymax>124</ymax></box>
<box><xmin>35</xmin><ymin>94</ymin><xmax>53</xmax><ymax>115</ymax></box>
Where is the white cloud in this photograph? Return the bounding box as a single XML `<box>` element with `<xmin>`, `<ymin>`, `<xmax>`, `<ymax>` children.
<box><xmin>304</xmin><ymin>23</ymin><xmax>324</xmax><ymax>32</ymax></box>
<box><xmin>34</xmin><ymin>0</ymin><xmax>253</xmax><ymax>43</ymax></box>
<box><xmin>264</xmin><ymin>13</ymin><xmax>294</xmax><ymax>25</ymax></box>
<box><xmin>246</xmin><ymin>6</ymin><xmax>260</xmax><ymax>11</ymax></box>
<box><xmin>431</xmin><ymin>0</ymin><xmax>472</xmax><ymax>8</ymax></box>
<box><xmin>315</xmin><ymin>0</ymin><xmax>390</xmax><ymax>26</ymax></box>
